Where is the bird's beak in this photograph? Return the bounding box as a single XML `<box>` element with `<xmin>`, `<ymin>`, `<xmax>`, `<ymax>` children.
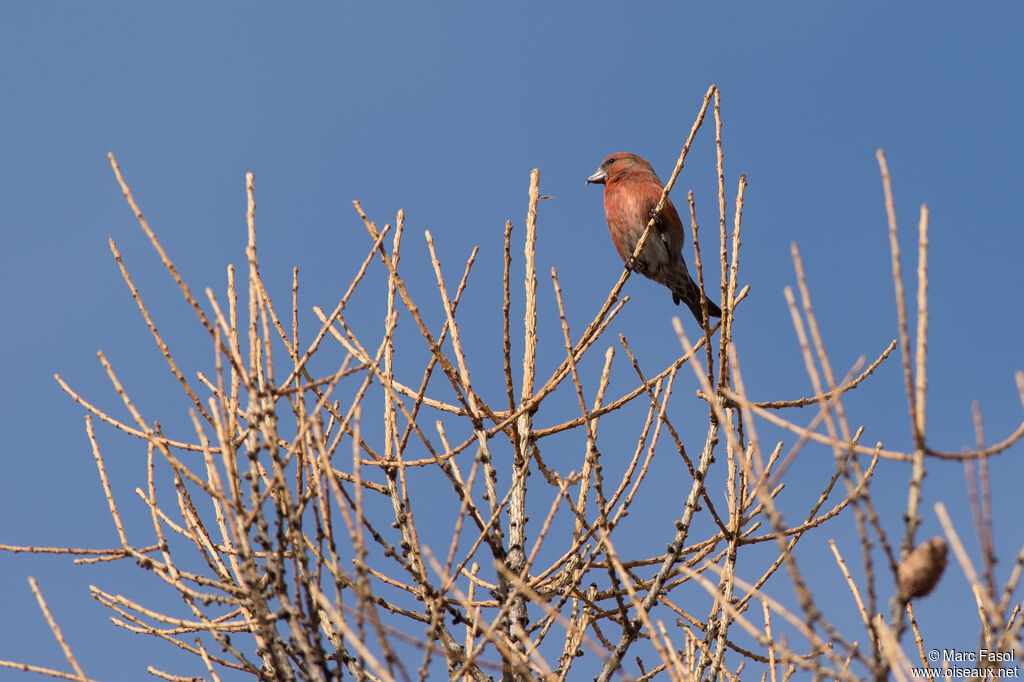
<box><xmin>585</xmin><ymin>168</ymin><xmax>607</xmax><ymax>186</ymax></box>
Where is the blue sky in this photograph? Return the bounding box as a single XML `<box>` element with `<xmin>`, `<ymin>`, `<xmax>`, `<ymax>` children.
<box><xmin>2</xmin><ymin>3</ymin><xmax>1023</xmax><ymax>679</ymax></box>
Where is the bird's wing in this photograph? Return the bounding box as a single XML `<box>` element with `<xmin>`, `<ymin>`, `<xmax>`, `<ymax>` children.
<box><xmin>658</xmin><ymin>198</ymin><xmax>688</xmax><ymax>255</ymax></box>
<box><xmin>633</xmin><ymin>180</ymin><xmax>678</xmax><ymax>266</ymax></box>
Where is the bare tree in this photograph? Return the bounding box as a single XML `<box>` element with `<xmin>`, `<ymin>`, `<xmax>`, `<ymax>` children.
<box><xmin>4</xmin><ymin>85</ymin><xmax>1023</xmax><ymax>682</ymax></box>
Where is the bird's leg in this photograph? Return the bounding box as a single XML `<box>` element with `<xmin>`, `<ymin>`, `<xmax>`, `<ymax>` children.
<box><xmin>648</xmin><ymin>205</ymin><xmax>663</xmax><ymax>227</ymax></box>
<box><xmin>625</xmin><ymin>254</ymin><xmax>646</xmax><ymax>275</ymax></box>
<box><xmin>622</xmin><ymin>207</ymin><xmax>663</xmax><ymax>275</ymax></box>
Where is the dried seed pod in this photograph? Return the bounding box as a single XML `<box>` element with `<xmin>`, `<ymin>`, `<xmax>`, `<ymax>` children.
<box><xmin>897</xmin><ymin>537</ymin><xmax>948</xmax><ymax>600</ymax></box>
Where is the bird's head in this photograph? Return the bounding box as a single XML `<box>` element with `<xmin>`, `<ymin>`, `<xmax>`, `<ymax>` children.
<box><xmin>585</xmin><ymin>153</ymin><xmax>654</xmax><ymax>186</ymax></box>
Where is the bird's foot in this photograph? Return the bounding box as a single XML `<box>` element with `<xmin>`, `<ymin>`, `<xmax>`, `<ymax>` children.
<box><xmin>625</xmin><ymin>256</ymin><xmax>647</xmax><ymax>275</ymax></box>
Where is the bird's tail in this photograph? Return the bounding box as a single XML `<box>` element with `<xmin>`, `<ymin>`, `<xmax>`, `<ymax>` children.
<box><xmin>684</xmin><ymin>295</ymin><xmax>722</xmax><ymax>324</ymax></box>
<box><xmin>671</xmin><ymin>276</ymin><xmax>722</xmax><ymax>324</ymax></box>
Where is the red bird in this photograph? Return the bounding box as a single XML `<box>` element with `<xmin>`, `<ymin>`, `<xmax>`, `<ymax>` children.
<box><xmin>587</xmin><ymin>152</ymin><xmax>721</xmax><ymax>324</ymax></box>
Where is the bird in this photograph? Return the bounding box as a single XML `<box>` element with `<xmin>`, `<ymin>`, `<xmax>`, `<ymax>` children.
<box><xmin>587</xmin><ymin>152</ymin><xmax>722</xmax><ymax>324</ymax></box>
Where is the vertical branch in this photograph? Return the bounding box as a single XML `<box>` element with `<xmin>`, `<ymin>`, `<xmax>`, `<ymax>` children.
<box><xmin>904</xmin><ymin>206</ymin><xmax>931</xmax><ymax>626</ymax></box>
<box><xmin>715</xmin><ymin>88</ymin><xmax>729</xmax><ymax>389</ymax></box>
<box><xmin>913</xmin><ymin>205</ymin><xmax>930</xmax><ymax>445</ymax></box>
<box><xmin>227</xmin><ymin>265</ymin><xmax>241</xmax><ymax>421</ymax></box>
<box><xmin>878</xmin><ymin>153</ymin><xmax>930</xmax><ymax>621</ymax></box>
<box><xmin>246</xmin><ymin>172</ymin><xmax>260</xmax><ymax>385</ymax></box>
<box><xmin>379</xmin><ymin>212</ymin><xmax>405</xmax><ymax>680</ymax></box>
<box><xmin>890</xmin><ymin>204</ymin><xmax>933</xmax><ymax>649</ymax></box>
<box><xmin>384</xmin><ymin>212</ymin><xmax>403</xmax><ymax>464</ymax></box>
<box><xmin>239</xmin><ymin>172</ymin><xmax>290</xmax><ymax>679</ymax></box>
<box><xmin>724</xmin><ymin>174</ymin><xmax>747</xmax><ymax>366</ymax></box>
<box><xmin>968</xmin><ymin>404</ymin><xmax>998</xmax><ymax>602</ymax></box>
<box><xmin>291</xmin><ymin>266</ymin><xmax>300</xmax><ymax>359</ymax></box>
<box><xmin>520</xmin><ymin>169</ymin><xmax>541</xmax><ymax>405</ymax></box>
<box><xmin>504</xmin><ymin>168</ymin><xmax>542</xmax><ymax>679</ymax></box>
<box><xmin>688</xmin><ymin>192</ymin><xmax>715</xmax><ymax>383</ymax></box>
<box><xmin>876</xmin><ymin>151</ymin><xmax>919</xmax><ymax>453</ymax></box>
<box><xmin>503</xmin><ymin>220</ymin><xmax>517</xmax><ymax>414</ymax></box>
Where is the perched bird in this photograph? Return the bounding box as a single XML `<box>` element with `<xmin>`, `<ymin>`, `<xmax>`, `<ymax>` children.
<box><xmin>587</xmin><ymin>152</ymin><xmax>721</xmax><ymax>324</ymax></box>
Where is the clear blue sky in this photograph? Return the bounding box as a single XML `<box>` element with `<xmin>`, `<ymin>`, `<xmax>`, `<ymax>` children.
<box><xmin>2</xmin><ymin>3</ymin><xmax>1023</xmax><ymax>679</ymax></box>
